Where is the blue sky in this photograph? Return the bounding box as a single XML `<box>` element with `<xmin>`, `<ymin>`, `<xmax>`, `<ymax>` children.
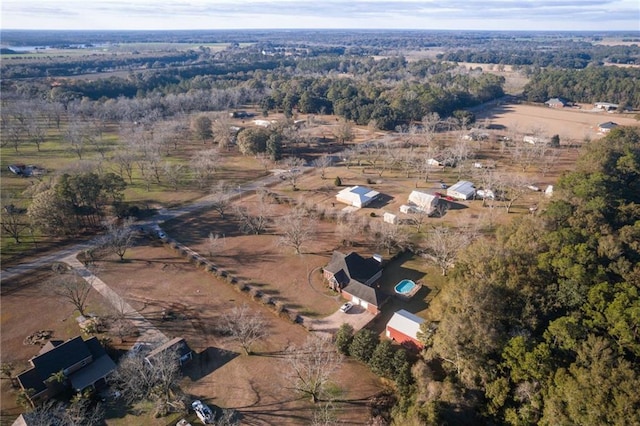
<box><xmin>2</xmin><ymin>0</ymin><xmax>640</xmax><ymax>31</ymax></box>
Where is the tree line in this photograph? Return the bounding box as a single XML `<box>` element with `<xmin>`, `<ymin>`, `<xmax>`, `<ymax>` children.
<box><xmin>401</xmin><ymin>127</ymin><xmax>640</xmax><ymax>424</ymax></box>
<box><xmin>523</xmin><ymin>66</ymin><xmax>640</xmax><ymax>109</ymax></box>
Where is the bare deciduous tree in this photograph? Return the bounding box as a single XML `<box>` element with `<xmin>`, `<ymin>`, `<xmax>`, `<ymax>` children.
<box><xmin>235</xmin><ymin>198</ymin><xmax>271</xmax><ymax>235</ymax></box>
<box><xmin>206</xmin><ymin>232</ymin><xmax>226</xmax><ymax>257</ymax></box>
<box><xmin>162</xmin><ymin>162</ymin><xmax>185</xmax><ymax>191</ymax></box>
<box><xmin>335</xmin><ymin>213</ymin><xmax>365</xmax><ymax>247</ymax></box>
<box><xmin>284</xmin><ymin>336</ymin><xmax>342</xmax><ymax>403</ymax></box>
<box><xmin>312</xmin><ymin>155</ymin><xmax>332</xmax><ymax>180</ymax></box>
<box><xmin>276</xmin><ymin>207</ymin><xmax>316</xmax><ymax>255</ymax></box>
<box><xmin>281</xmin><ymin>157</ymin><xmax>306</xmax><ymax>190</ymax></box>
<box><xmin>52</xmin><ymin>269</ymin><xmax>92</xmax><ymax>317</ymax></box>
<box><xmin>109</xmin><ymin>347</ymin><xmax>184</xmax><ymax>416</ymax></box>
<box><xmin>221</xmin><ymin>304</ymin><xmax>269</xmax><ymax>355</ymax></box>
<box><xmin>192</xmin><ymin>115</ymin><xmax>213</xmax><ymax>143</ymax></box>
<box><xmin>209</xmin><ymin>181</ymin><xmax>235</xmax><ymax>219</ymax></box>
<box><xmin>421</xmin><ymin>225</ymin><xmax>474</xmax><ymax>275</ymax></box>
<box><xmin>333</xmin><ymin>119</ymin><xmax>354</xmax><ymax>145</ymax></box>
<box><xmin>211</xmin><ymin>112</ymin><xmax>236</xmax><ymax>149</ymax></box>
<box><xmin>370</xmin><ymin>220</ymin><xmax>410</xmax><ymax>255</ymax></box>
<box><xmin>100</xmin><ymin>217</ymin><xmax>136</xmax><ymax>262</ymax></box>
<box><xmin>192</xmin><ymin>148</ymin><xmax>220</xmax><ymax>189</ymax></box>
<box><xmin>1</xmin><ymin>196</ymin><xmax>29</xmax><ymax>243</ymax></box>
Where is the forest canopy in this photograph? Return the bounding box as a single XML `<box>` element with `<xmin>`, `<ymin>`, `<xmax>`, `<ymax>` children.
<box><xmin>411</xmin><ymin>127</ymin><xmax>640</xmax><ymax>424</ymax></box>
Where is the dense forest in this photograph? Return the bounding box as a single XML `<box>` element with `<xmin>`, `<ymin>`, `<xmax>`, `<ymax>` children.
<box><xmin>403</xmin><ymin>127</ymin><xmax>640</xmax><ymax>424</ymax></box>
<box><xmin>523</xmin><ymin>67</ymin><xmax>640</xmax><ymax>108</ymax></box>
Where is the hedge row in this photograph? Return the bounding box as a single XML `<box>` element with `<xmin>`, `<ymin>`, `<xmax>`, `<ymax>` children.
<box><xmin>164</xmin><ymin>238</ymin><xmax>303</xmax><ymax>325</ymax></box>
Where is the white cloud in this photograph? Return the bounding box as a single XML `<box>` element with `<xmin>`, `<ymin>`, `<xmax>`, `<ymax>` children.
<box><xmin>2</xmin><ymin>0</ymin><xmax>639</xmax><ymax>30</ymax></box>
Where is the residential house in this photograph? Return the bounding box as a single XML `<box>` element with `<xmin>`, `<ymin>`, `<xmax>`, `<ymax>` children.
<box><xmin>598</xmin><ymin>121</ymin><xmax>618</xmax><ymax>133</ymax></box>
<box><xmin>16</xmin><ymin>336</ymin><xmax>116</xmax><ymax>401</ymax></box>
<box><xmin>324</xmin><ymin>251</ymin><xmax>385</xmax><ymax>314</ymax></box>
<box><xmin>446</xmin><ymin>181</ymin><xmax>476</xmax><ymax>200</ymax></box>
<box><xmin>545</xmin><ymin>97</ymin><xmax>568</xmax><ymax>108</ymax></box>
<box><xmin>144</xmin><ymin>337</ymin><xmax>193</xmax><ymax>367</ymax></box>
<box><xmin>335</xmin><ymin>186</ymin><xmax>380</xmax><ymax>208</ymax></box>
<box><xmin>385</xmin><ymin>309</ymin><xmax>425</xmax><ymax>350</ymax></box>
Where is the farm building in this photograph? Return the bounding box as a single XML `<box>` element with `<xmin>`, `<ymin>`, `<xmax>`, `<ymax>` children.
<box><xmin>598</xmin><ymin>121</ymin><xmax>618</xmax><ymax>133</ymax></box>
<box><xmin>545</xmin><ymin>97</ymin><xmax>569</xmax><ymax>108</ymax></box>
<box><xmin>335</xmin><ymin>186</ymin><xmax>380</xmax><ymax>208</ymax></box>
<box><xmin>406</xmin><ymin>190</ymin><xmax>439</xmax><ymax>215</ymax></box>
<box><xmin>594</xmin><ymin>102</ymin><xmax>618</xmax><ymax>112</ymax></box>
<box><xmin>385</xmin><ymin>309</ymin><xmax>425</xmax><ymax>349</ymax></box>
<box><xmin>16</xmin><ymin>336</ymin><xmax>116</xmax><ymax>401</ymax></box>
<box><xmin>145</xmin><ymin>337</ymin><xmax>193</xmax><ymax>367</ymax></box>
<box><xmin>447</xmin><ymin>181</ymin><xmax>476</xmax><ymax>200</ymax></box>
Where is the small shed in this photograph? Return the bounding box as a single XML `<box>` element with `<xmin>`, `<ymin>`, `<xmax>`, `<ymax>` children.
<box><xmin>598</xmin><ymin>121</ymin><xmax>618</xmax><ymax>133</ymax></box>
<box><xmin>145</xmin><ymin>337</ymin><xmax>193</xmax><ymax>367</ymax></box>
<box><xmin>336</xmin><ymin>186</ymin><xmax>380</xmax><ymax>208</ymax></box>
<box><xmin>386</xmin><ymin>310</ymin><xmax>425</xmax><ymax>349</ymax></box>
<box><xmin>383</xmin><ymin>212</ymin><xmax>398</xmax><ymax>225</ymax></box>
<box><xmin>447</xmin><ymin>181</ymin><xmax>476</xmax><ymax>200</ymax></box>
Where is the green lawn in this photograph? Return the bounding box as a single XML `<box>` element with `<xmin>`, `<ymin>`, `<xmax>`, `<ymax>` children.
<box><xmin>370</xmin><ymin>251</ymin><xmax>448</xmax><ymax>336</ymax></box>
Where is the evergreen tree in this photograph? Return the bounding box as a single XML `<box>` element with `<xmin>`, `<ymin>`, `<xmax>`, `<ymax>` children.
<box><xmin>334</xmin><ymin>323</ymin><xmax>354</xmax><ymax>355</ymax></box>
<box><xmin>368</xmin><ymin>340</ymin><xmax>395</xmax><ymax>378</ymax></box>
<box><xmin>349</xmin><ymin>329</ymin><xmax>378</xmax><ymax>363</ymax></box>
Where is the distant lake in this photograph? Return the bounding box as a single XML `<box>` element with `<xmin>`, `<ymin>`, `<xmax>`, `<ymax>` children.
<box><xmin>1</xmin><ymin>45</ymin><xmax>50</xmax><ymax>52</ymax></box>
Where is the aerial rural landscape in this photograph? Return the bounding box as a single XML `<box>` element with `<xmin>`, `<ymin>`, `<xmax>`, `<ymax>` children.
<box><xmin>1</xmin><ymin>21</ymin><xmax>639</xmax><ymax>426</ymax></box>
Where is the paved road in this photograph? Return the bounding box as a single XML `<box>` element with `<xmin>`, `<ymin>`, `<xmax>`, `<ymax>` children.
<box><xmin>0</xmin><ymin>168</ymin><xmax>298</xmax><ymax>283</ymax></box>
<box><xmin>0</xmin><ymin>168</ymin><xmax>311</xmax><ymax>344</ymax></box>
<box><xmin>62</xmin><ymin>254</ymin><xmax>168</xmax><ymax>345</ymax></box>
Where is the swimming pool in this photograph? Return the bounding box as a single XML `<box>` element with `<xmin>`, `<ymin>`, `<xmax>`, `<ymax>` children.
<box><xmin>395</xmin><ymin>279</ymin><xmax>417</xmax><ymax>295</ymax></box>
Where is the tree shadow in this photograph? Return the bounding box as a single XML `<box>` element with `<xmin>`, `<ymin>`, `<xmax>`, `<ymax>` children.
<box><xmin>183</xmin><ymin>347</ymin><xmax>239</xmax><ymax>381</ymax></box>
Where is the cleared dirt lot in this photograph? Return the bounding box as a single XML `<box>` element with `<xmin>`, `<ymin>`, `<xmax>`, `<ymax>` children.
<box><xmin>1</xmin><ymin>240</ymin><xmax>384</xmax><ymax>425</ymax></box>
<box><xmin>476</xmin><ymin>101</ymin><xmax>639</xmax><ymax>143</ymax></box>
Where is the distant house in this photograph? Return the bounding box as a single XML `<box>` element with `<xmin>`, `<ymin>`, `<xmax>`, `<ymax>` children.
<box><xmin>324</xmin><ymin>251</ymin><xmax>385</xmax><ymax>314</ymax></box>
<box><xmin>598</xmin><ymin>121</ymin><xmax>618</xmax><ymax>133</ymax></box>
<box><xmin>406</xmin><ymin>190</ymin><xmax>439</xmax><ymax>215</ymax></box>
<box><xmin>16</xmin><ymin>336</ymin><xmax>116</xmax><ymax>401</ymax></box>
<box><xmin>426</xmin><ymin>158</ymin><xmax>443</xmax><ymax>167</ymax></box>
<box><xmin>144</xmin><ymin>337</ymin><xmax>193</xmax><ymax>367</ymax></box>
<box><xmin>446</xmin><ymin>181</ymin><xmax>476</xmax><ymax>200</ymax></box>
<box><xmin>594</xmin><ymin>102</ymin><xmax>619</xmax><ymax>112</ymax></box>
<box><xmin>252</xmin><ymin>119</ymin><xmax>275</xmax><ymax>128</ymax></box>
<box><xmin>545</xmin><ymin>97</ymin><xmax>568</xmax><ymax>108</ymax></box>
<box><xmin>335</xmin><ymin>186</ymin><xmax>380</xmax><ymax>208</ymax></box>
<box><xmin>523</xmin><ymin>135</ymin><xmax>549</xmax><ymax>145</ymax></box>
<box><xmin>386</xmin><ymin>309</ymin><xmax>425</xmax><ymax>349</ymax></box>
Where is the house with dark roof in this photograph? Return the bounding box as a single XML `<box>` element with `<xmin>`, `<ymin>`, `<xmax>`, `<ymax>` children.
<box><xmin>598</xmin><ymin>121</ymin><xmax>618</xmax><ymax>133</ymax></box>
<box><xmin>323</xmin><ymin>251</ymin><xmax>386</xmax><ymax>314</ymax></box>
<box><xmin>16</xmin><ymin>336</ymin><xmax>116</xmax><ymax>401</ymax></box>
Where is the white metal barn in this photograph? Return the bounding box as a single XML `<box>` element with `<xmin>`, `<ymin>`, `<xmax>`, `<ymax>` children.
<box><xmin>407</xmin><ymin>190</ymin><xmax>439</xmax><ymax>214</ymax></box>
<box><xmin>336</xmin><ymin>186</ymin><xmax>380</xmax><ymax>208</ymax></box>
<box><xmin>447</xmin><ymin>181</ymin><xmax>476</xmax><ymax>200</ymax></box>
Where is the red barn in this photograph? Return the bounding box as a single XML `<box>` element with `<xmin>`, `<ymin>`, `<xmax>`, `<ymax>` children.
<box><xmin>385</xmin><ymin>310</ymin><xmax>425</xmax><ymax>349</ymax></box>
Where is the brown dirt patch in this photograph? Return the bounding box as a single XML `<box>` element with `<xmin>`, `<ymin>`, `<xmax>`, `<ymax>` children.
<box><xmin>92</xmin><ymin>243</ymin><xmax>384</xmax><ymax>424</ymax></box>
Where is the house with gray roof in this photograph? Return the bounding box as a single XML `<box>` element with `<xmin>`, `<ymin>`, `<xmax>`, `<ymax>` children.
<box><xmin>16</xmin><ymin>336</ymin><xmax>116</xmax><ymax>401</ymax></box>
<box><xmin>323</xmin><ymin>251</ymin><xmax>386</xmax><ymax>314</ymax></box>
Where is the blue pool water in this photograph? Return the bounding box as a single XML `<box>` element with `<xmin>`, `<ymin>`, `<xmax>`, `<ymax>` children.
<box><xmin>395</xmin><ymin>279</ymin><xmax>417</xmax><ymax>294</ymax></box>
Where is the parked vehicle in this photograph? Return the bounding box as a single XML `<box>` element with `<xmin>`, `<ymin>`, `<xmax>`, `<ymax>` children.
<box><xmin>191</xmin><ymin>400</ymin><xmax>214</xmax><ymax>424</ymax></box>
<box><xmin>339</xmin><ymin>302</ymin><xmax>353</xmax><ymax>313</ymax></box>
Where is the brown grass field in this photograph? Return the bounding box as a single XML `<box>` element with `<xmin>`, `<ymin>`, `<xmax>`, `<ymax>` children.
<box><xmin>2</xmin><ymin>100</ymin><xmax>639</xmax><ymax>424</ymax></box>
